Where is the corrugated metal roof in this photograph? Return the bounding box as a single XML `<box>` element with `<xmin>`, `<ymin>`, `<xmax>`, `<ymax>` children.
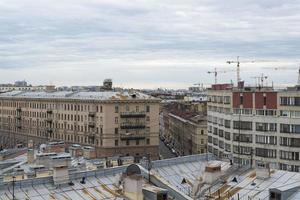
<box><xmin>0</xmin><ymin>174</ymin><xmax>124</xmax><ymax>200</ymax></box>
<box><xmin>0</xmin><ymin>91</ymin><xmax>157</xmax><ymax>101</ymax></box>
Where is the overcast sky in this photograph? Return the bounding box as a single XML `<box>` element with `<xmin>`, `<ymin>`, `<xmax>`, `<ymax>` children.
<box><xmin>0</xmin><ymin>0</ymin><xmax>299</xmax><ymax>89</ymax></box>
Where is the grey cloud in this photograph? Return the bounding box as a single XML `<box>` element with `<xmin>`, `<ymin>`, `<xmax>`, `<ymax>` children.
<box><xmin>0</xmin><ymin>0</ymin><xmax>299</xmax><ymax>88</ymax></box>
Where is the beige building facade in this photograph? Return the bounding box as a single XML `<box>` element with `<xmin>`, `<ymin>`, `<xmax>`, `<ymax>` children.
<box><xmin>162</xmin><ymin>101</ymin><xmax>207</xmax><ymax>156</ymax></box>
<box><xmin>0</xmin><ymin>90</ymin><xmax>160</xmax><ymax>160</ymax></box>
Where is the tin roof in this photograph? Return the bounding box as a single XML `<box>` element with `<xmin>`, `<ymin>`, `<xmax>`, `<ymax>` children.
<box><xmin>0</xmin><ymin>91</ymin><xmax>158</xmax><ymax>101</ymax></box>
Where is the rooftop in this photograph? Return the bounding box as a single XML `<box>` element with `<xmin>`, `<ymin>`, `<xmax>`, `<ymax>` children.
<box><xmin>2</xmin><ymin>151</ymin><xmax>300</xmax><ymax>199</ymax></box>
<box><xmin>0</xmin><ymin>91</ymin><xmax>158</xmax><ymax>101</ymax></box>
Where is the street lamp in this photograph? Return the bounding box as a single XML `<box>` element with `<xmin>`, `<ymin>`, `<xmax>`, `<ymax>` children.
<box><xmin>12</xmin><ymin>176</ymin><xmax>16</xmax><ymax>200</ymax></box>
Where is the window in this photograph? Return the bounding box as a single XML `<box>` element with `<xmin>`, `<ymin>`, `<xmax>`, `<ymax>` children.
<box><xmin>225</xmin><ymin>132</ymin><xmax>230</xmax><ymax>140</ymax></box>
<box><xmin>280</xmin><ymin>150</ymin><xmax>300</xmax><ymax>161</ymax></box>
<box><xmin>256</xmin><ymin>135</ymin><xmax>277</xmax><ymax>145</ymax></box>
<box><xmin>146</xmin><ymin>138</ymin><xmax>150</xmax><ymax>144</ymax></box>
<box><xmin>266</xmin><ymin>110</ymin><xmax>276</xmax><ymax>116</ymax></box>
<box><xmin>224</xmin><ymin>96</ymin><xmax>231</xmax><ymax>104</ymax></box>
<box><xmin>146</xmin><ymin>105</ymin><xmax>150</xmax><ymax>112</ymax></box>
<box><xmin>240</xmin><ymin>95</ymin><xmax>243</xmax><ymax>105</ymax></box>
<box><xmin>280</xmin><ymin>137</ymin><xmax>300</xmax><ymax>147</ymax></box>
<box><xmin>256</xmin><ymin>110</ymin><xmax>265</xmax><ymax>115</ymax></box>
<box><xmin>115</xmin><ymin>128</ymin><xmax>118</xmax><ymax>134</ymax></box>
<box><xmin>233</xmin><ymin>121</ymin><xmax>252</xmax><ymax>130</ymax></box>
<box><xmin>115</xmin><ymin>140</ymin><xmax>118</xmax><ymax>146</ymax></box>
<box><xmin>224</xmin><ymin>120</ymin><xmax>231</xmax><ymax>128</ymax></box>
<box><xmin>256</xmin><ymin>123</ymin><xmax>268</xmax><ymax>132</ymax></box>
<box><xmin>208</xmin><ymin>136</ymin><xmax>212</xmax><ymax>143</ymax></box>
<box><xmin>115</xmin><ymin>117</ymin><xmax>118</xmax><ymax>124</ymax></box>
<box><xmin>219</xmin><ymin>140</ymin><xmax>224</xmax><ymax>149</ymax></box>
<box><xmin>291</xmin><ymin>111</ymin><xmax>300</xmax><ymax>118</ymax></box>
<box><xmin>115</xmin><ymin>105</ymin><xmax>119</xmax><ymax>113</ymax></box>
<box><xmin>255</xmin><ymin>148</ymin><xmax>276</xmax><ymax>158</ymax></box>
<box><xmin>126</xmin><ymin>140</ymin><xmax>129</xmax><ymax>146</ymax></box>
<box><xmin>136</xmin><ymin>140</ymin><xmax>139</xmax><ymax>145</ymax></box>
<box><xmin>280</xmin><ymin>124</ymin><xmax>300</xmax><ymax>133</ymax></box>
<box><xmin>233</xmin><ymin>134</ymin><xmax>252</xmax><ymax>143</ymax></box>
<box><xmin>280</xmin><ymin>97</ymin><xmax>289</xmax><ymax>105</ymax></box>
<box><xmin>225</xmin><ymin>143</ymin><xmax>231</xmax><ymax>152</ymax></box>
<box><xmin>234</xmin><ymin>109</ymin><xmax>252</xmax><ymax>115</ymax></box>
<box><xmin>219</xmin><ymin>130</ymin><xmax>224</xmax><ymax>137</ymax></box>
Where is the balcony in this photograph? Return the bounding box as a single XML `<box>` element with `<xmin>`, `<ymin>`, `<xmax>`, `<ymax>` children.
<box><xmin>46</xmin><ymin>109</ymin><xmax>53</xmax><ymax>114</ymax></box>
<box><xmin>88</xmin><ymin>122</ymin><xmax>95</xmax><ymax>128</ymax></box>
<box><xmin>120</xmin><ymin>123</ymin><xmax>146</xmax><ymax>129</ymax></box>
<box><xmin>46</xmin><ymin>118</ymin><xmax>53</xmax><ymax>123</ymax></box>
<box><xmin>15</xmin><ymin>116</ymin><xmax>21</xmax><ymax>120</ymax></box>
<box><xmin>120</xmin><ymin>112</ymin><xmax>146</xmax><ymax>118</ymax></box>
<box><xmin>120</xmin><ymin>133</ymin><xmax>146</xmax><ymax>140</ymax></box>
<box><xmin>47</xmin><ymin>128</ymin><xmax>53</xmax><ymax>133</ymax></box>
<box><xmin>88</xmin><ymin>112</ymin><xmax>96</xmax><ymax>118</ymax></box>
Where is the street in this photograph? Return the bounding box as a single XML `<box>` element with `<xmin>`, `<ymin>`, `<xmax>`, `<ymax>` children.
<box><xmin>159</xmin><ymin>139</ymin><xmax>176</xmax><ymax>159</ymax></box>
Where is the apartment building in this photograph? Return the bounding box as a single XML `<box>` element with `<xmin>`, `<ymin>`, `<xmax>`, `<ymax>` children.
<box><xmin>0</xmin><ymin>90</ymin><xmax>160</xmax><ymax>160</ymax></box>
<box><xmin>207</xmin><ymin>82</ymin><xmax>300</xmax><ymax>172</ymax></box>
<box><xmin>162</xmin><ymin>101</ymin><xmax>207</xmax><ymax>155</ymax></box>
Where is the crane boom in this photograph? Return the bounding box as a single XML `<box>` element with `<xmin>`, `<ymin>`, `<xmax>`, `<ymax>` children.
<box><xmin>227</xmin><ymin>56</ymin><xmax>272</xmax><ymax>85</ymax></box>
<box><xmin>207</xmin><ymin>67</ymin><xmax>233</xmax><ymax>84</ymax></box>
<box><xmin>262</xmin><ymin>64</ymin><xmax>300</xmax><ymax>85</ymax></box>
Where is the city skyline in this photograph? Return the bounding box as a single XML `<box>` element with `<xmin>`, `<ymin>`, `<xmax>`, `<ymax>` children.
<box><xmin>0</xmin><ymin>0</ymin><xmax>300</xmax><ymax>88</ymax></box>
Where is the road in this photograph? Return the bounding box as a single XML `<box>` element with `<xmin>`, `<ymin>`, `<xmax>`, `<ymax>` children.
<box><xmin>159</xmin><ymin>139</ymin><xmax>176</xmax><ymax>159</ymax></box>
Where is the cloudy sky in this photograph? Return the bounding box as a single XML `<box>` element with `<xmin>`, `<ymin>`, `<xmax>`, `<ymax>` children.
<box><xmin>0</xmin><ymin>0</ymin><xmax>300</xmax><ymax>89</ymax></box>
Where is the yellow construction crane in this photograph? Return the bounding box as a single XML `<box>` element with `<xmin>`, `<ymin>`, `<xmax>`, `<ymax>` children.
<box><xmin>207</xmin><ymin>68</ymin><xmax>234</xmax><ymax>84</ymax></box>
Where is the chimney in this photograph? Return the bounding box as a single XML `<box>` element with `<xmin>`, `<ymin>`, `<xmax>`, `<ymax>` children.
<box><xmin>45</xmin><ymin>85</ymin><xmax>56</xmax><ymax>92</ymax></box>
<box><xmin>256</xmin><ymin>162</ymin><xmax>271</xmax><ymax>180</ymax></box>
<box><xmin>121</xmin><ymin>164</ymin><xmax>144</xmax><ymax>200</ymax></box>
<box><xmin>203</xmin><ymin>162</ymin><xmax>222</xmax><ymax>184</ymax></box>
<box><xmin>82</xmin><ymin>146</ymin><xmax>96</xmax><ymax>159</ymax></box>
<box><xmin>51</xmin><ymin>154</ymin><xmax>71</xmax><ymax>185</ymax></box>
<box><xmin>238</xmin><ymin>80</ymin><xmax>244</xmax><ymax>89</ymax></box>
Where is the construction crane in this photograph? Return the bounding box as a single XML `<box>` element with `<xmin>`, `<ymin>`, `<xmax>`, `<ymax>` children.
<box><xmin>207</xmin><ymin>68</ymin><xmax>233</xmax><ymax>84</ymax></box>
<box><xmin>251</xmin><ymin>74</ymin><xmax>268</xmax><ymax>87</ymax></box>
<box><xmin>227</xmin><ymin>56</ymin><xmax>256</xmax><ymax>85</ymax></box>
<box><xmin>263</xmin><ymin>65</ymin><xmax>300</xmax><ymax>85</ymax></box>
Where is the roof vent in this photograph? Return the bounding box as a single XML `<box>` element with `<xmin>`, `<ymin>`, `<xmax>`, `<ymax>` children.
<box><xmin>203</xmin><ymin>162</ymin><xmax>222</xmax><ymax>184</ymax></box>
<box><xmin>256</xmin><ymin>162</ymin><xmax>271</xmax><ymax>180</ymax></box>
